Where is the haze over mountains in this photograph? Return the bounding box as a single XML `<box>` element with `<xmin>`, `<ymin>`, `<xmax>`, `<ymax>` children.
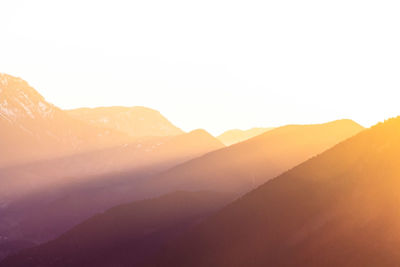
<box><xmin>3</xmin><ymin>73</ymin><xmax>395</xmax><ymax>267</ymax></box>
<box><xmin>0</xmin><ymin>119</ymin><xmax>360</xmax><ymax>249</ymax></box>
<box><xmin>0</xmin><ymin>90</ymin><xmax>364</xmax><ymax>266</ymax></box>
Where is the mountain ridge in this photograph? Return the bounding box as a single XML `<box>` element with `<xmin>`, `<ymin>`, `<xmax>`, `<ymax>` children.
<box><xmin>66</xmin><ymin>106</ymin><xmax>184</xmax><ymax>138</ymax></box>
<box><xmin>142</xmin><ymin>117</ymin><xmax>400</xmax><ymax>267</ymax></box>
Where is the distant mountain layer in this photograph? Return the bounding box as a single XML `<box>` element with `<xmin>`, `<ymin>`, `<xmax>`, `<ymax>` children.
<box><xmin>67</xmin><ymin>106</ymin><xmax>184</xmax><ymax>138</ymax></box>
<box><xmin>217</xmin><ymin>127</ymin><xmax>274</xmax><ymax>146</ymax></box>
<box><xmin>0</xmin><ymin>73</ymin><xmax>132</xmax><ymax>167</ymax></box>
<box><xmin>0</xmin><ymin>191</ymin><xmax>233</xmax><ymax>267</ymax></box>
<box><xmin>133</xmin><ymin>120</ymin><xmax>364</xmax><ymax>199</ymax></box>
<box><xmin>136</xmin><ymin>117</ymin><xmax>400</xmax><ymax>267</ymax></box>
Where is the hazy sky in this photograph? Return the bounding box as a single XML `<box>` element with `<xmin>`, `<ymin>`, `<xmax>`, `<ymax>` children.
<box><xmin>1</xmin><ymin>0</ymin><xmax>400</xmax><ymax>135</ymax></box>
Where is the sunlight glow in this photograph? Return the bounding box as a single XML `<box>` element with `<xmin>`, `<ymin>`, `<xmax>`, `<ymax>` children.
<box><xmin>1</xmin><ymin>0</ymin><xmax>400</xmax><ymax>134</ymax></box>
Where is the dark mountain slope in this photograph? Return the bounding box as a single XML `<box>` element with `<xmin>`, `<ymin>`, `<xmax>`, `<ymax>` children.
<box><xmin>1</xmin><ymin>191</ymin><xmax>233</xmax><ymax>267</ymax></box>
<box><xmin>144</xmin><ymin>117</ymin><xmax>400</xmax><ymax>267</ymax></box>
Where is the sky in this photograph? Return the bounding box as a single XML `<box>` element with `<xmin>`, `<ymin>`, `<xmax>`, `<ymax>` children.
<box><xmin>1</xmin><ymin>0</ymin><xmax>400</xmax><ymax>135</ymax></box>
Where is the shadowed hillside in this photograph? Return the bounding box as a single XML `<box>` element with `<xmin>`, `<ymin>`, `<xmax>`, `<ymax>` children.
<box><xmin>0</xmin><ymin>191</ymin><xmax>233</xmax><ymax>267</ymax></box>
<box><xmin>136</xmin><ymin>117</ymin><xmax>400</xmax><ymax>267</ymax></box>
<box><xmin>217</xmin><ymin>127</ymin><xmax>274</xmax><ymax>146</ymax></box>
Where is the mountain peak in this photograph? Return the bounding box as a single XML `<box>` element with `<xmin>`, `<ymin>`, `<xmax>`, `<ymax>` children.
<box><xmin>183</xmin><ymin>129</ymin><xmax>225</xmax><ymax>147</ymax></box>
<box><xmin>0</xmin><ymin>73</ymin><xmax>56</xmax><ymax>122</ymax></box>
<box><xmin>325</xmin><ymin>118</ymin><xmax>364</xmax><ymax>128</ymax></box>
<box><xmin>217</xmin><ymin>127</ymin><xmax>274</xmax><ymax>146</ymax></box>
<box><xmin>188</xmin><ymin>129</ymin><xmax>213</xmax><ymax>137</ymax></box>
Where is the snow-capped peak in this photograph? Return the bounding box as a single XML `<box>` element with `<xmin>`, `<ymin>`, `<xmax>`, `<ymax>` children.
<box><xmin>0</xmin><ymin>73</ymin><xmax>57</xmax><ymax>121</ymax></box>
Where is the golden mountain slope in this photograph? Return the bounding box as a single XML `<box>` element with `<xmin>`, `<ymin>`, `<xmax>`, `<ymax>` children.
<box><xmin>147</xmin><ymin>117</ymin><xmax>400</xmax><ymax>267</ymax></box>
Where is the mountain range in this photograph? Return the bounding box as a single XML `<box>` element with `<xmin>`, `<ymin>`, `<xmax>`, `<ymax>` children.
<box><xmin>0</xmin><ymin>74</ymin><xmax>224</xmax><ymax>257</ymax></box>
<box><xmin>0</xmin><ymin>117</ymin><xmax>364</xmax><ymax>266</ymax></box>
<box><xmin>138</xmin><ymin>117</ymin><xmax>400</xmax><ymax>267</ymax></box>
<box><xmin>0</xmin><ymin>119</ymin><xmax>361</xmax><ymax>249</ymax></box>
<box><xmin>2</xmin><ymin>73</ymin><xmax>387</xmax><ymax>267</ymax></box>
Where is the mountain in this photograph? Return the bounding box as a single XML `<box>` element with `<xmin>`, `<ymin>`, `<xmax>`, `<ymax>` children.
<box><xmin>0</xmin><ymin>73</ymin><xmax>132</xmax><ymax>167</ymax></box>
<box><xmin>133</xmin><ymin>117</ymin><xmax>400</xmax><ymax>267</ymax></box>
<box><xmin>0</xmin><ymin>191</ymin><xmax>233</xmax><ymax>267</ymax></box>
<box><xmin>0</xmin><ymin>129</ymin><xmax>224</xmax><ymax>245</ymax></box>
<box><xmin>0</xmin><ymin>74</ymin><xmax>225</xmax><ymax>256</ymax></box>
<box><xmin>132</xmin><ymin>120</ymin><xmax>364</xmax><ymax>199</ymax></box>
<box><xmin>217</xmin><ymin>127</ymin><xmax>274</xmax><ymax>146</ymax></box>
<box><xmin>0</xmin><ymin>119</ymin><xmax>364</xmax><ymax>265</ymax></box>
<box><xmin>66</xmin><ymin>106</ymin><xmax>184</xmax><ymax>138</ymax></box>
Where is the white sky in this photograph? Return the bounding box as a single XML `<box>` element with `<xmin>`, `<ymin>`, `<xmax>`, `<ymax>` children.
<box><xmin>1</xmin><ymin>0</ymin><xmax>400</xmax><ymax>135</ymax></box>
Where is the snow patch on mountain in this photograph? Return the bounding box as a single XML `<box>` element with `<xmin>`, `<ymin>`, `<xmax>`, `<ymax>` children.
<box><xmin>0</xmin><ymin>74</ymin><xmax>58</xmax><ymax>121</ymax></box>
